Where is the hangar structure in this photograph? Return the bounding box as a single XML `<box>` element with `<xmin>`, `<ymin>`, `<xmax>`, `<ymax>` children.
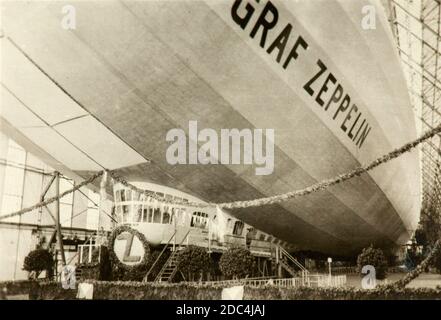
<box><xmin>0</xmin><ymin>0</ymin><xmax>440</xmax><ymax>281</ymax></box>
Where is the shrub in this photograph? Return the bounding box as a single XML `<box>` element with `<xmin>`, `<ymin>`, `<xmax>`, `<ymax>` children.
<box><xmin>414</xmin><ymin>228</ymin><xmax>428</xmax><ymax>247</ymax></box>
<box><xmin>77</xmin><ymin>246</ymin><xmax>112</xmax><ymax>281</ymax></box>
<box><xmin>111</xmin><ymin>262</ymin><xmax>149</xmax><ymax>282</ymax></box>
<box><xmin>112</xmin><ymin>249</ymin><xmax>170</xmax><ymax>282</ymax></box>
<box><xmin>418</xmin><ymin>207</ymin><xmax>441</xmax><ymax>247</ymax></box>
<box><xmin>219</xmin><ymin>246</ymin><xmax>255</xmax><ymax>279</ymax></box>
<box><xmin>431</xmin><ymin>244</ymin><xmax>441</xmax><ymax>273</ymax></box>
<box><xmin>177</xmin><ymin>246</ymin><xmax>211</xmax><ymax>281</ymax></box>
<box><xmin>28</xmin><ymin>280</ymin><xmax>441</xmax><ymax>300</ymax></box>
<box><xmin>23</xmin><ymin>249</ymin><xmax>54</xmax><ymax>278</ymax></box>
<box><xmin>208</xmin><ymin>253</ymin><xmax>222</xmax><ymax>280</ymax></box>
<box><xmin>357</xmin><ymin>245</ymin><xmax>388</xmax><ymax>280</ymax></box>
<box><xmin>0</xmin><ymin>280</ymin><xmax>39</xmax><ymax>298</ymax></box>
<box><xmin>404</xmin><ymin>246</ymin><xmax>423</xmax><ymax>271</ymax></box>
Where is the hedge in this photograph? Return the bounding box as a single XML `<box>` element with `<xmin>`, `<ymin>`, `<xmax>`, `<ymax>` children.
<box><xmin>22</xmin><ymin>280</ymin><xmax>441</xmax><ymax>300</ymax></box>
<box><xmin>356</xmin><ymin>245</ymin><xmax>388</xmax><ymax>279</ymax></box>
<box><xmin>244</xmin><ymin>286</ymin><xmax>441</xmax><ymax>300</ymax></box>
<box><xmin>33</xmin><ymin>281</ymin><xmax>223</xmax><ymax>300</ymax></box>
<box><xmin>220</xmin><ymin>247</ymin><xmax>255</xmax><ymax>279</ymax></box>
<box><xmin>0</xmin><ymin>280</ymin><xmax>40</xmax><ymax>299</ymax></box>
<box><xmin>23</xmin><ymin>249</ymin><xmax>54</xmax><ymax>276</ymax></box>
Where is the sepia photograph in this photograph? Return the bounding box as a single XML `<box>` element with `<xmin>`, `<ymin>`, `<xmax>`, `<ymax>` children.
<box><xmin>0</xmin><ymin>0</ymin><xmax>440</xmax><ymax>307</ymax></box>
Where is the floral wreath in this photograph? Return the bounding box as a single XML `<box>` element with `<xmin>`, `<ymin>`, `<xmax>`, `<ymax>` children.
<box><xmin>108</xmin><ymin>225</ymin><xmax>150</xmax><ymax>272</ymax></box>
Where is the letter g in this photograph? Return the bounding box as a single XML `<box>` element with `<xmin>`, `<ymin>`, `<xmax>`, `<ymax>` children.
<box><xmin>231</xmin><ymin>0</ymin><xmax>255</xmax><ymax>29</ymax></box>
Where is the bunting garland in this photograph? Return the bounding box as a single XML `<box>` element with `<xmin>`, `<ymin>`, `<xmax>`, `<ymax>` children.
<box><xmin>0</xmin><ymin>123</ymin><xmax>439</xmax><ymax>290</ymax></box>
<box><xmin>109</xmin><ymin>123</ymin><xmax>441</xmax><ymax>210</ymax></box>
<box><xmin>0</xmin><ymin>171</ymin><xmax>104</xmax><ymax>221</ymax></box>
<box><xmin>1</xmin><ymin>123</ymin><xmax>440</xmax><ymax>220</ymax></box>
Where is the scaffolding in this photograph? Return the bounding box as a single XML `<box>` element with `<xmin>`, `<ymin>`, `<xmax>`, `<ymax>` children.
<box><xmin>388</xmin><ymin>0</ymin><xmax>441</xmax><ymax>215</ymax></box>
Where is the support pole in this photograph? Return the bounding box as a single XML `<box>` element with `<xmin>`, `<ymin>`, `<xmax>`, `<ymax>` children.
<box><xmin>275</xmin><ymin>246</ymin><xmax>282</xmax><ymax>278</ymax></box>
<box><xmin>55</xmin><ymin>172</ymin><xmax>66</xmax><ymax>266</ymax></box>
<box><xmin>96</xmin><ymin>171</ymin><xmax>108</xmax><ymax>246</ymax></box>
<box><xmin>38</xmin><ymin>175</ymin><xmax>56</xmax><ymax>247</ymax></box>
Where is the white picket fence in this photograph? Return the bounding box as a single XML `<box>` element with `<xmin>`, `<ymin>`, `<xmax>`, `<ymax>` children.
<box><xmin>312</xmin><ymin>274</ymin><xmax>347</xmax><ymax>288</ymax></box>
<box><xmin>194</xmin><ymin>274</ymin><xmax>347</xmax><ymax>288</ymax></box>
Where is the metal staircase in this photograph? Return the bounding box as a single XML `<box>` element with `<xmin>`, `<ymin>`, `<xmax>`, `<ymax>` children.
<box><xmin>75</xmin><ymin>267</ymin><xmax>83</xmax><ymax>282</ymax></box>
<box><xmin>143</xmin><ymin>230</ymin><xmax>191</xmax><ymax>283</ymax></box>
<box><xmin>155</xmin><ymin>249</ymin><xmax>181</xmax><ymax>282</ymax></box>
<box><xmin>274</xmin><ymin>245</ymin><xmax>309</xmax><ymax>280</ymax></box>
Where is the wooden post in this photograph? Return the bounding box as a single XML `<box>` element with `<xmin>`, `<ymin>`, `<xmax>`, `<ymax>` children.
<box><xmin>276</xmin><ymin>246</ymin><xmax>282</xmax><ymax>278</ymax></box>
<box><xmin>88</xmin><ymin>242</ymin><xmax>92</xmax><ymax>263</ymax></box>
<box><xmin>97</xmin><ymin>171</ymin><xmax>107</xmax><ymax>242</ymax></box>
<box><xmin>39</xmin><ymin>175</ymin><xmax>57</xmax><ymax>251</ymax></box>
<box><xmin>55</xmin><ymin>172</ymin><xmax>66</xmax><ymax>266</ymax></box>
<box><xmin>173</xmin><ymin>210</ymin><xmax>176</xmax><ymax>251</ymax></box>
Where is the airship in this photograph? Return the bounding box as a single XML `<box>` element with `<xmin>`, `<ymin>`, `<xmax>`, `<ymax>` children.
<box><xmin>0</xmin><ymin>0</ymin><xmax>420</xmax><ymax>256</ymax></box>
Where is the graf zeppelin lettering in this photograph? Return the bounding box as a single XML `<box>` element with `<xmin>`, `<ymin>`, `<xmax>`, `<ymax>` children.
<box><xmin>231</xmin><ymin>0</ymin><xmax>372</xmax><ymax>149</ymax></box>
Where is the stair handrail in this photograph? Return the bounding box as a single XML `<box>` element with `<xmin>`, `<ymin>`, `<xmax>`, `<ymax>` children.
<box><xmin>154</xmin><ymin>253</ymin><xmax>176</xmax><ymax>283</ymax></box>
<box><xmin>154</xmin><ymin>229</ymin><xmax>191</xmax><ymax>282</ymax></box>
<box><xmin>177</xmin><ymin>229</ymin><xmax>191</xmax><ymax>247</ymax></box>
<box><xmin>77</xmin><ymin>234</ymin><xmax>97</xmax><ymax>264</ymax></box>
<box><xmin>279</xmin><ymin>246</ymin><xmax>308</xmax><ymax>273</ymax></box>
<box><xmin>75</xmin><ymin>242</ymin><xmax>87</xmax><ymax>265</ymax></box>
<box><xmin>143</xmin><ymin>230</ymin><xmax>177</xmax><ymax>282</ymax></box>
<box><xmin>283</xmin><ymin>249</ymin><xmax>307</xmax><ymax>272</ymax></box>
<box><xmin>54</xmin><ymin>233</ymin><xmax>96</xmax><ymax>281</ymax></box>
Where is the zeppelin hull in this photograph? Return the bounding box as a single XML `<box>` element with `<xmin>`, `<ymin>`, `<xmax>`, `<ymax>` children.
<box><xmin>1</xmin><ymin>0</ymin><xmax>421</xmax><ymax>255</ymax></box>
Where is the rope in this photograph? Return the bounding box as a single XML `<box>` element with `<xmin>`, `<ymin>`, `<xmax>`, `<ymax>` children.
<box><xmin>0</xmin><ymin>123</ymin><xmax>439</xmax><ymax>289</ymax></box>
<box><xmin>216</xmin><ymin>123</ymin><xmax>441</xmax><ymax>209</ymax></box>
<box><xmin>111</xmin><ymin>123</ymin><xmax>441</xmax><ymax>209</ymax></box>
<box><xmin>0</xmin><ymin>171</ymin><xmax>103</xmax><ymax>221</ymax></box>
<box><xmin>65</xmin><ymin>178</ymin><xmax>118</xmax><ymax>223</ymax></box>
<box><xmin>386</xmin><ymin>238</ymin><xmax>441</xmax><ymax>289</ymax></box>
<box><xmin>1</xmin><ymin>123</ymin><xmax>440</xmax><ymax>220</ymax></box>
<box><xmin>97</xmin><ymin>170</ymin><xmax>108</xmax><ymax>232</ymax></box>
